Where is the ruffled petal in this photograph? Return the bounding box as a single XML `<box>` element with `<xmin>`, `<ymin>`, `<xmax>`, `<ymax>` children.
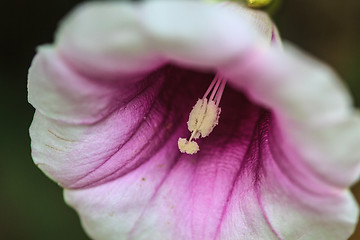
<box><xmin>222</xmin><ymin>43</ymin><xmax>360</xmax><ymax>188</ymax></box>
<box><xmin>28</xmin><ymin>0</ymin><xmax>272</xmax><ymax>187</ymax></box>
<box><xmin>28</xmin><ymin>47</ymin><xmax>145</xmax><ymax>124</ymax></box>
<box><xmin>28</xmin><ymin>1</ymin><xmax>271</xmax><ymax>123</ymax></box>
<box><xmin>56</xmin><ymin>1</ymin><xmax>269</xmax><ymax>77</ymax></box>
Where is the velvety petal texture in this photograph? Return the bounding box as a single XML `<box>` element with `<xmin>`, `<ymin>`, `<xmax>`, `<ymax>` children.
<box><xmin>28</xmin><ymin>1</ymin><xmax>360</xmax><ymax>240</ymax></box>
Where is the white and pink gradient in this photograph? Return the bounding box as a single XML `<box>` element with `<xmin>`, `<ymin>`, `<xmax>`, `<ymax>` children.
<box><xmin>28</xmin><ymin>1</ymin><xmax>360</xmax><ymax>239</ymax></box>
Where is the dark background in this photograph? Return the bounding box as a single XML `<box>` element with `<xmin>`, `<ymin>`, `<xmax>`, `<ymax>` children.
<box><xmin>0</xmin><ymin>0</ymin><xmax>359</xmax><ymax>239</ymax></box>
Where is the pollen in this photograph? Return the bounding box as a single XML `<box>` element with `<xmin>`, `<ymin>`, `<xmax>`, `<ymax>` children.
<box><xmin>178</xmin><ymin>138</ymin><xmax>199</xmax><ymax>154</ymax></box>
<box><xmin>178</xmin><ymin>74</ymin><xmax>227</xmax><ymax>154</ymax></box>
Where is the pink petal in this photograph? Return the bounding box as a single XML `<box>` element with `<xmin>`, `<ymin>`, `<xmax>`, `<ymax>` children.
<box><xmin>28</xmin><ymin>47</ymin><xmax>140</xmax><ymax>124</ymax></box>
<box><xmin>29</xmin><ymin>0</ymin><xmax>272</xmax><ymax>187</ymax></box>
<box><xmin>30</xmin><ymin>66</ymin><xmax>213</xmax><ymax>188</ymax></box>
<box><xmin>222</xmin><ymin>43</ymin><xmax>360</xmax><ymax>187</ymax></box>
<box><xmin>63</xmin><ymin>90</ymin><xmax>357</xmax><ymax>239</ymax></box>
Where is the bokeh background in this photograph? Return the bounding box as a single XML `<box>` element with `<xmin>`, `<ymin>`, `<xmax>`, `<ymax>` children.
<box><xmin>1</xmin><ymin>0</ymin><xmax>359</xmax><ymax>239</ymax></box>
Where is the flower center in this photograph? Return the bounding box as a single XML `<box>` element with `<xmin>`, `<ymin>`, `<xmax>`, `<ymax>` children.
<box><xmin>178</xmin><ymin>74</ymin><xmax>227</xmax><ymax>154</ymax></box>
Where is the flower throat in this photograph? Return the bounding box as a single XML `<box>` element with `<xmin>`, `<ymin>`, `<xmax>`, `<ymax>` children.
<box><xmin>178</xmin><ymin>75</ymin><xmax>227</xmax><ymax>154</ymax></box>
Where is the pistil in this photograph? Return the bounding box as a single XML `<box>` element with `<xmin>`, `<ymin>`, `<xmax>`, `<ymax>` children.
<box><xmin>178</xmin><ymin>74</ymin><xmax>227</xmax><ymax>154</ymax></box>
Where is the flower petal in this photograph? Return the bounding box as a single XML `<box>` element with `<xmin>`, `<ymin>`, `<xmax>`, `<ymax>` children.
<box><xmin>63</xmin><ymin>99</ymin><xmax>358</xmax><ymax>240</ymax></box>
<box><xmin>28</xmin><ymin>0</ymin><xmax>273</xmax><ymax>186</ymax></box>
<box><xmin>56</xmin><ymin>1</ymin><xmax>269</xmax><ymax>77</ymax></box>
<box><xmin>222</xmin><ymin>43</ymin><xmax>360</xmax><ymax>188</ymax></box>
<box><xmin>65</xmin><ymin>166</ymin><xmax>357</xmax><ymax>239</ymax></box>
<box><xmin>28</xmin><ymin>1</ymin><xmax>271</xmax><ymax>124</ymax></box>
<box><xmin>28</xmin><ymin>47</ymin><xmax>144</xmax><ymax>124</ymax></box>
<box><xmin>30</xmin><ymin>66</ymin><xmax>220</xmax><ymax>188</ymax></box>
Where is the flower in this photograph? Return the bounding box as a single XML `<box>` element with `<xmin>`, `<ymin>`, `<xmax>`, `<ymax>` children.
<box><xmin>28</xmin><ymin>1</ymin><xmax>360</xmax><ymax>239</ymax></box>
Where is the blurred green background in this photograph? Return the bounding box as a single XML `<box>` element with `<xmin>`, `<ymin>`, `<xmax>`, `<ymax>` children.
<box><xmin>0</xmin><ymin>0</ymin><xmax>359</xmax><ymax>239</ymax></box>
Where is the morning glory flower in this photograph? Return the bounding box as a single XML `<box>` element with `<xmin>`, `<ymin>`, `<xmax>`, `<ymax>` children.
<box><xmin>28</xmin><ymin>1</ymin><xmax>360</xmax><ymax>239</ymax></box>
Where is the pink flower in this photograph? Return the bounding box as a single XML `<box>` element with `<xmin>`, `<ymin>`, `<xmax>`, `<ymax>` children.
<box><xmin>28</xmin><ymin>1</ymin><xmax>360</xmax><ymax>239</ymax></box>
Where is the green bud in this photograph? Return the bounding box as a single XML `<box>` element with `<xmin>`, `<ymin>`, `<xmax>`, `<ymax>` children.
<box><xmin>246</xmin><ymin>0</ymin><xmax>272</xmax><ymax>8</ymax></box>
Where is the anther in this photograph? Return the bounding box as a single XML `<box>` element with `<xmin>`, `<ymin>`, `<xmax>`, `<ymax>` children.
<box><xmin>178</xmin><ymin>74</ymin><xmax>227</xmax><ymax>154</ymax></box>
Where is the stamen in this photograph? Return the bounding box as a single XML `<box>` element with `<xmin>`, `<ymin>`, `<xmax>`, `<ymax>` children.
<box><xmin>178</xmin><ymin>74</ymin><xmax>227</xmax><ymax>154</ymax></box>
<box><xmin>215</xmin><ymin>78</ymin><xmax>226</xmax><ymax>106</ymax></box>
<box><xmin>203</xmin><ymin>74</ymin><xmax>219</xmax><ymax>99</ymax></box>
<box><xmin>209</xmin><ymin>76</ymin><xmax>222</xmax><ymax>101</ymax></box>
